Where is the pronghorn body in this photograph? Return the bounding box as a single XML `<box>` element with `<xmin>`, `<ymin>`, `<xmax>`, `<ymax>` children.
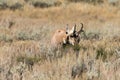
<box><xmin>51</xmin><ymin>23</ymin><xmax>85</xmax><ymax>49</ymax></box>
<box><xmin>51</xmin><ymin>29</ymin><xmax>68</xmax><ymax>48</ymax></box>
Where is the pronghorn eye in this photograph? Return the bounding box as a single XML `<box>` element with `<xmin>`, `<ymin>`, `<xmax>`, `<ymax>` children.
<box><xmin>58</xmin><ymin>30</ymin><xmax>61</xmax><ymax>32</ymax></box>
<box><xmin>66</xmin><ymin>32</ymin><xmax>68</xmax><ymax>34</ymax></box>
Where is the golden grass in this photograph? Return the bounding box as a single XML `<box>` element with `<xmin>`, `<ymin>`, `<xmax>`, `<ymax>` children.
<box><xmin>0</xmin><ymin>2</ymin><xmax>120</xmax><ymax>80</ymax></box>
<box><xmin>0</xmin><ymin>3</ymin><xmax>119</xmax><ymax>23</ymax></box>
<box><xmin>0</xmin><ymin>39</ymin><xmax>120</xmax><ymax>80</ymax></box>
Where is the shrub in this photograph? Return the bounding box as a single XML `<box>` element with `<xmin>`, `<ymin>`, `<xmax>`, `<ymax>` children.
<box><xmin>9</xmin><ymin>2</ymin><xmax>23</xmax><ymax>11</ymax></box>
<box><xmin>17</xmin><ymin>55</ymin><xmax>41</xmax><ymax>64</ymax></box>
<box><xmin>32</xmin><ymin>1</ymin><xmax>52</xmax><ymax>8</ymax></box>
<box><xmin>71</xmin><ymin>63</ymin><xmax>87</xmax><ymax>78</ymax></box>
<box><xmin>17</xmin><ymin>32</ymin><xmax>30</xmax><ymax>40</ymax></box>
<box><xmin>67</xmin><ymin>0</ymin><xmax>104</xmax><ymax>4</ymax></box>
<box><xmin>17</xmin><ymin>55</ymin><xmax>41</xmax><ymax>71</ymax></box>
<box><xmin>0</xmin><ymin>1</ymin><xmax>23</xmax><ymax>10</ymax></box>
<box><xmin>0</xmin><ymin>2</ymin><xmax>8</xmax><ymax>10</ymax></box>
<box><xmin>16</xmin><ymin>31</ymin><xmax>40</xmax><ymax>41</ymax></box>
<box><xmin>96</xmin><ymin>47</ymin><xmax>107</xmax><ymax>61</ymax></box>
<box><xmin>87</xmin><ymin>32</ymin><xmax>100</xmax><ymax>40</ymax></box>
<box><xmin>0</xmin><ymin>34</ymin><xmax>13</xmax><ymax>42</ymax></box>
<box><xmin>54</xmin><ymin>1</ymin><xmax>62</xmax><ymax>6</ymax></box>
<box><xmin>24</xmin><ymin>0</ymin><xmax>62</xmax><ymax>8</ymax></box>
<box><xmin>108</xmin><ymin>0</ymin><xmax>120</xmax><ymax>6</ymax></box>
<box><xmin>73</xmin><ymin>44</ymin><xmax>81</xmax><ymax>51</ymax></box>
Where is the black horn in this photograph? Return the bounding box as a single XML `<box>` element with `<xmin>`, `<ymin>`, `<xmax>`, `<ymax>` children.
<box><xmin>80</xmin><ymin>23</ymin><xmax>83</xmax><ymax>31</ymax></box>
<box><xmin>78</xmin><ymin>23</ymin><xmax>84</xmax><ymax>34</ymax></box>
<box><xmin>74</xmin><ymin>24</ymin><xmax>76</xmax><ymax>31</ymax></box>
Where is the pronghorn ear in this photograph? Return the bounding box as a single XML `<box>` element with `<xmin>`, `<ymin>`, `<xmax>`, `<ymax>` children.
<box><xmin>66</xmin><ymin>24</ymin><xmax>76</xmax><ymax>36</ymax></box>
<box><xmin>69</xmin><ymin>24</ymin><xmax>76</xmax><ymax>34</ymax></box>
<box><xmin>71</xmin><ymin>24</ymin><xmax>76</xmax><ymax>32</ymax></box>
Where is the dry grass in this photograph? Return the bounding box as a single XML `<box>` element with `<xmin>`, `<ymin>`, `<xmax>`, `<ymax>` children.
<box><xmin>0</xmin><ymin>2</ymin><xmax>120</xmax><ymax>80</ymax></box>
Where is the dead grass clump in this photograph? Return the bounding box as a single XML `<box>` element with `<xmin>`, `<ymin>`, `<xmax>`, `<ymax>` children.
<box><xmin>16</xmin><ymin>55</ymin><xmax>41</xmax><ymax>71</ymax></box>
<box><xmin>16</xmin><ymin>32</ymin><xmax>32</xmax><ymax>40</ymax></box>
<box><xmin>39</xmin><ymin>43</ymin><xmax>53</xmax><ymax>61</ymax></box>
<box><xmin>15</xmin><ymin>27</ymin><xmax>46</xmax><ymax>41</ymax></box>
<box><xmin>96</xmin><ymin>43</ymin><xmax>117</xmax><ymax>62</ymax></box>
<box><xmin>0</xmin><ymin>1</ymin><xmax>119</xmax><ymax>80</ymax></box>
<box><xmin>0</xmin><ymin>1</ymin><xmax>24</xmax><ymax>11</ymax></box>
<box><xmin>71</xmin><ymin>62</ymin><xmax>87</xmax><ymax>79</ymax></box>
<box><xmin>86</xmin><ymin>32</ymin><xmax>101</xmax><ymax>40</ymax></box>
<box><xmin>54</xmin><ymin>1</ymin><xmax>62</xmax><ymax>6</ymax></box>
<box><xmin>0</xmin><ymin>2</ymin><xmax>8</xmax><ymax>10</ymax></box>
<box><xmin>25</xmin><ymin>0</ymin><xmax>62</xmax><ymax>8</ymax></box>
<box><xmin>73</xmin><ymin>44</ymin><xmax>81</xmax><ymax>51</ymax></box>
<box><xmin>67</xmin><ymin>0</ymin><xmax>104</xmax><ymax>4</ymax></box>
<box><xmin>96</xmin><ymin>47</ymin><xmax>107</xmax><ymax>61</ymax></box>
<box><xmin>108</xmin><ymin>0</ymin><xmax>120</xmax><ymax>6</ymax></box>
<box><xmin>0</xmin><ymin>34</ymin><xmax>13</xmax><ymax>42</ymax></box>
<box><xmin>9</xmin><ymin>2</ymin><xmax>23</xmax><ymax>11</ymax></box>
<box><xmin>115</xmin><ymin>48</ymin><xmax>120</xmax><ymax>58</ymax></box>
<box><xmin>32</xmin><ymin>1</ymin><xmax>52</xmax><ymax>8</ymax></box>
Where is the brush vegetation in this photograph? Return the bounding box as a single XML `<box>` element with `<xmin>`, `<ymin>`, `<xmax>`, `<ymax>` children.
<box><xmin>0</xmin><ymin>0</ymin><xmax>120</xmax><ymax>80</ymax></box>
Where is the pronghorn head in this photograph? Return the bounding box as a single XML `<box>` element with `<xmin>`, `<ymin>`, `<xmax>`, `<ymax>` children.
<box><xmin>66</xmin><ymin>23</ymin><xmax>85</xmax><ymax>45</ymax></box>
<box><xmin>51</xmin><ymin>23</ymin><xmax>84</xmax><ymax>48</ymax></box>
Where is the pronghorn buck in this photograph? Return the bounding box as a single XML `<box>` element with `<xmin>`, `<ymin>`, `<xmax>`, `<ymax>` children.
<box><xmin>51</xmin><ymin>23</ymin><xmax>85</xmax><ymax>49</ymax></box>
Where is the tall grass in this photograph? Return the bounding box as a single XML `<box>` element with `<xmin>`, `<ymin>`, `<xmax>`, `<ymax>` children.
<box><xmin>0</xmin><ymin>1</ymin><xmax>120</xmax><ymax>80</ymax></box>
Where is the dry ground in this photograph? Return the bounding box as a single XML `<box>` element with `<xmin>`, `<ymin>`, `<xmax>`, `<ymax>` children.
<box><xmin>0</xmin><ymin>2</ymin><xmax>120</xmax><ymax>80</ymax></box>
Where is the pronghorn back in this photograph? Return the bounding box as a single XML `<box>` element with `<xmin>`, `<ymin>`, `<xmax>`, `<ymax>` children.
<box><xmin>51</xmin><ymin>29</ymin><xmax>67</xmax><ymax>48</ymax></box>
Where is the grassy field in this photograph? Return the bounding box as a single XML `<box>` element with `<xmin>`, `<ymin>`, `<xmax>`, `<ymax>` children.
<box><xmin>0</xmin><ymin>1</ymin><xmax>120</xmax><ymax>80</ymax></box>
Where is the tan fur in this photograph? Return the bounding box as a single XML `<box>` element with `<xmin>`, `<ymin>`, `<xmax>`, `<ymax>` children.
<box><xmin>51</xmin><ymin>29</ymin><xmax>67</xmax><ymax>48</ymax></box>
<box><xmin>51</xmin><ymin>23</ymin><xmax>85</xmax><ymax>49</ymax></box>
